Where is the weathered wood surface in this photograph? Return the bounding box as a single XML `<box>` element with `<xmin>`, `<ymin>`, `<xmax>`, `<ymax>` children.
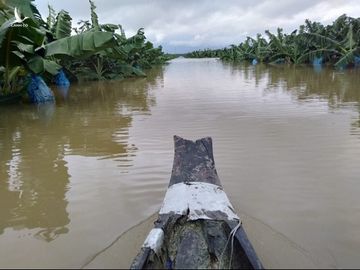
<box><xmin>169</xmin><ymin>135</ymin><xmax>221</xmax><ymax>187</ymax></box>
<box><xmin>130</xmin><ymin>136</ymin><xmax>263</xmax><ymax>269</ymax></box>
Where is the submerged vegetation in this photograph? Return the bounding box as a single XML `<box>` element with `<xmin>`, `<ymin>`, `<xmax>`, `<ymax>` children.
<box><xmin>186</xmin><ymin>15</ymin><xmax>360</xmax><ymax>69</ymax></box>
<box><xmin>0</xmin><ymin>0</ymin><xmax>171</xmax><ymax>101</ymax></box>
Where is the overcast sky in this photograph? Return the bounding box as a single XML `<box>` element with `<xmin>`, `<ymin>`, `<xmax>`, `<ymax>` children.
<box><xmin>35</xmin><ymin>0</ymin><xmax>360</xmax><ymax>53</ymax></box>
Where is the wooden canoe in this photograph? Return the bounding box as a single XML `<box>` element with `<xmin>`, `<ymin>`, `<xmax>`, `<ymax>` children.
<box><xmin>130</xmin><ymin>136</ymin><xmax>263</xmax><ymax>269</ymax></box>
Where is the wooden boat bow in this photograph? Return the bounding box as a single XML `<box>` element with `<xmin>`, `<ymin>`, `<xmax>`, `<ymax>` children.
<box><xmin>169</xmin><ymin>135</ymin><xmax>221</xmax><ymax>187</ymax></box>
<box><xmin>131</xmin><ymin>136</ymin><xmax>263</xmax><ymax>269</ymax></box>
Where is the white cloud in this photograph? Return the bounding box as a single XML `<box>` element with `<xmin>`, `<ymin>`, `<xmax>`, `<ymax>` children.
<box><xmin>34</xmin><ymin>0</ymin><xmax>360</xmax><ymax>53</ymax></box>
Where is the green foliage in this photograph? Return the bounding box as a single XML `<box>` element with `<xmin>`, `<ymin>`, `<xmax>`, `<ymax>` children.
<box><xmin>0</xmin><ymin>14</ymin><xmax>61</xmax><ymax>94</ymax></box>
<box><xmin>52</xmin><ymin>10</ymin><xmax>72</xmax><ymax>39</ymax></box>
<box><xmin>46</xmin><ymin>4</ymin><xmax>56</xmax><ymax>29</ymax></box>
<box><xmin>186</xmin><ymin>14</ymin><xmax>360</xmax><ymax>69</ymax></box>
<box><xmin>45</xmin><ymin>31</ymin><xmax>116</xmax><ymax>58</ymax></box>
<box><xmin>2</xmin><ymin>0</ymin><xmax>35</xmax><ymax>19</ymax></box>
<box><xmin>0</xmin><ymin>0</ymin><xmax>169</xmax><ymax>97</ymax></box>
<box><xmin>89</xmin><ymin>0</ymin><xmax>99</xmax><ymax>30</ymax></box>
<box><xmin>65</xmin><ymin>1</ymin><xmax>168</xmax><ymax>81</ymax></box>
<box><xmin>186</xmin><ymin>48</ymin><xmax>224</xmax><ymax>58</ymax></box>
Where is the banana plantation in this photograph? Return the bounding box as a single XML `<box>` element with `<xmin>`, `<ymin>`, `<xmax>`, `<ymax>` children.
<box><xmin>186</xmin><ymin>14</ymin><xmax>360</xmax><ymax>69</ymax></box>
<box><xmin>0</xmin><ymin>0</ymin><xmax>170</xmax><ymax>103</ymax></box>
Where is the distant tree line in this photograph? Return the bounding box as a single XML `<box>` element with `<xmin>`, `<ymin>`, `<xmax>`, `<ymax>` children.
<box><xmin>186</xmin><ymin>15</ymin><xmax>360</xmax><ymax>69</ymax></box>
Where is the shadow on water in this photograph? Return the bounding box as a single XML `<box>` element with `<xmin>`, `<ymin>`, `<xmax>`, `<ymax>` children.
<box><xmin>0</xmin><ymin>66</ymin><xmax>165</xmax><ymax>242</ymax></box>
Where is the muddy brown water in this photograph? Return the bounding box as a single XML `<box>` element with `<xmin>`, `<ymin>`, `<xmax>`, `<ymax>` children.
<box><xmin>1</xmin><ymin>58</ymin><xmax>360</xmax><ymax>268</ymax></box>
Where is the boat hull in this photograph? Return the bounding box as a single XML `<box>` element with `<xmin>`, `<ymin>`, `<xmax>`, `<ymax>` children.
<box><xmin>131</xmin><ymin>136</ymin><xmax>263</xmax><ymax>269</ymax></box>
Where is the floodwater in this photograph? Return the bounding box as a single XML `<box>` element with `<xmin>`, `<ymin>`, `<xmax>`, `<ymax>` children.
<box><xmin>1</xmin><ymin>58</ymin><xmax>360</xmax><ymax>268</ymax></box>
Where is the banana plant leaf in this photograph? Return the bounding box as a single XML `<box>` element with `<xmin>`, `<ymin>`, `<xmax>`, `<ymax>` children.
<box><xmin>0</xmin><ymin>17</ymin><xmax>45</xmax><ymax>48</ymax></box>
<box><xmin>89</xmin><ymin>0</ymin><xmax>99</xmax><ymax>30</ymax></box>
<box><xmin>100</xmin><ymin>24</ymin><xmax>119</xmax><ymax>32</ymax></box>
<box><xmin>27</xmin><ymin>56</ymin><xmax>61</xmax><ymax>75</ymax></box>
<box><xmin>52</xmin><ymin>10</ymin><xmax>72</xmax><ymax>39</ymax></box>
<box><xmin>46</xmin><ymin>4</ymin><xmax>56</xmax><ymax>29</ymax></box>
<box><xmin>0</xmin><ymin>17</ymin><xmax>46</xmax><ymax>71</ymax></box>
<box><xmin>45</xmin><ymin>31</ymin><xmax>117</xmax><ymax>58</ymax></box>
<box><xmin>2</xmin><ymin>0</ymin><xmax>35</xmax><ymax>18</ymax></box>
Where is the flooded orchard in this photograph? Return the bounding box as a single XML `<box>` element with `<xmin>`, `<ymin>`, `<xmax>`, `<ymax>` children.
<box><xmin>1</xmin><ymin>58</ymin><xmax>360</xmax><ymax>268</ymax></box>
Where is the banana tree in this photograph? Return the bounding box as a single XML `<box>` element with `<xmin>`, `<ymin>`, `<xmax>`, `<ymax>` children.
<box><xmin>51</xmin><ymin>10</ymin><xmax>72</xmax><ymax>40</ymax></box>
<box><xmin>265</xmin><ymin>28</ymin><xmax>308</xmax><ymax>64</ymax></box>
<box><xmin>45</xmin><ymin>31</ymin><xmax>117</xmax><ymax>58</ymax></box>
<box><xmin>0</xmin><ymin>0</ymin><xmax>38</xmax><ymax>20</ymax></box>
<box><xmin>300</xmin><ymin>23</ymin><xmax>360</xmax><ymax>68</ymax></box>
<box><xmin>0</xmin><ymin>11</ymin><xmax>61</xmax><ymax>95</ymax></box>
<box><xmin>243</xmin><ymin>34</ymin><xmax>270</xmax><ymax>62</ymax></box>
<box><xmin>65</xmin><ymin>0</ymin><xmax>154</xmax><ymax>80</ymax></box>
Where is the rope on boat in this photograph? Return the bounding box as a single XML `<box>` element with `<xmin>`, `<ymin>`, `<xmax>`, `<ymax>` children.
<box><xmin>218</xmin><ymin>221</ymin><xmax>242</xmax><ymax>269</ymax></box>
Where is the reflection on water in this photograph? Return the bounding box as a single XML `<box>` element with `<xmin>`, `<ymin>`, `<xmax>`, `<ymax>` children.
<box><xmin>221</xmin><ymin>61</ymin><xmax>360</xmax><ymax>137</ymax></box>
<box><xmin>222</xmin><ymin>62</ymin><xmax>360</xmax><ymax>106</ymax></box>
<box><xmin>0</xmin><ymin>103</ymin><xmax>69</xmax><ymax>242</ymax></box>
<box><xmin>54</xmin><ymin>85</ymin><xmax>70</xmax><ymax>100</ymax></box>
<box><xmin>0</xmin><ymin>59</ymin><xmax>360</xmax><ymax>268</ymax></box>
<box><xmin>0</xmin><ymin>67</ymin><xmax>163</xmax><ymax>246</ymax></box>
